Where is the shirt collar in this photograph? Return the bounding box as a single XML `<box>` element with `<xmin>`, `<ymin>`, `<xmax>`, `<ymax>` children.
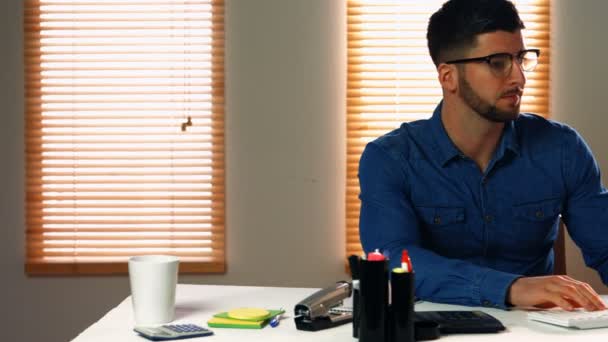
<box><xmin>498</xmin><ymin>119</ymin><xmax>520</xmax><ymax>159</ymax></box>
<box><xmin>429</xmin><ymin>101</ymin><xmax>462</xmax><ymax>166</ymax></box>
<box><xmin>429</xmin><ymin>101</ymin><xmax>520</xmax><ymax>167</ymax></box>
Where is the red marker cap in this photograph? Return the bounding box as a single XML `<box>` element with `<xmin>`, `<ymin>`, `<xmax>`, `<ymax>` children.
<box><xmin>367</xmin><ymin>249</ymin><xmax>385</xmax><ymax>261</ymax></box>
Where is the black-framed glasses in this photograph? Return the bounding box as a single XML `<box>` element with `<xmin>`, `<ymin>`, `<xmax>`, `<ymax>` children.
<box><xmin>445</xmin><ymin>49</ymin><xmax>540</xmax><ymax>77</ymax></box>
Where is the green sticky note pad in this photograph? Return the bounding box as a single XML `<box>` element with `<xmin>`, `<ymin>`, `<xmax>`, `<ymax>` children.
<box><xmin>207</xmin><ymin>309</ymin><xmax>284</xmax><ymax>329</ymax></box>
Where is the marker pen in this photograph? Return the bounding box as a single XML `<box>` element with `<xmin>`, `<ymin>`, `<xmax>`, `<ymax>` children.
<box><xmin>269</xmin><ymin>309</ymin><xmax>283</xmax><ymax>328</ymax></box>
<box><xmin>401</xmin><ymin>249</ymin><xmax>413</xmax><ymax>272</ymax></box>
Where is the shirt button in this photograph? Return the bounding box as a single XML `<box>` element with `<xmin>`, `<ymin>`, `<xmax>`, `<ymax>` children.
<box><xmin>484</xmin><ymin>215</ymin><xmax>493</xmax><ymax>223</ymax></box>
<box><xmin>535</xmin><ymin>211</ymin><xmax>544</xmax><ymax>218</ymax></box>
<box><xmin>481</xmin><ymin>178</ymin><xmax>487</xmax><ymax>185</ymax></box>
<box><xmin>433</xmin><ymin>216</ymin><xmax>441</xmax><ymax>225</ymax></box>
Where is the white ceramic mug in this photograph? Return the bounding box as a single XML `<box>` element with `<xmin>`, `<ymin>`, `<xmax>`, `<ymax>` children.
<box><xmin>128</xmin><ymin>255</ymin><xmax>179</xmax><ymax>326</ymax></box>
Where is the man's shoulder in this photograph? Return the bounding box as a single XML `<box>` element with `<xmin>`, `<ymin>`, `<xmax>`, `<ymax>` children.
<box><xmin>368</xmin><ymin>119</ymin><xmax>430</xmax><ymax>158</ymax></box>
<box><xmin>515</xmin><ymin>113</ymin><xmax>578</xmax><ymax>142</ymax></box>
<box><xmin>516</xmin><ymin>112</ymin><xmax>571</xmax><ymax>130</ymax></box>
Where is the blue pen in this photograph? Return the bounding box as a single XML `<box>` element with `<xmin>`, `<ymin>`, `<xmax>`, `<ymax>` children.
<box><xmin>269</xmin><ymin>309</ymin><xmax>284</xmax><ymax>328</ymax></box>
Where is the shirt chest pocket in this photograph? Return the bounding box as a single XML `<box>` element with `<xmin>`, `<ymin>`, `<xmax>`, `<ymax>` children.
<box><xmin>511</xmin><ymin>198</ymin><xmax>562</xmax><ymax>248</ymax></box>
<box><xmin>416</xmin><ymin>206</ymin><xmax>467</xmax><ymax>256</ymax></box>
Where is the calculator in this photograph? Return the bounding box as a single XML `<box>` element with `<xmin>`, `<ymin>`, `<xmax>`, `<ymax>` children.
<box><xmin>134</xmin><ymin>324</ymin><xmax>213</xmax><ymax>341</ymax></box>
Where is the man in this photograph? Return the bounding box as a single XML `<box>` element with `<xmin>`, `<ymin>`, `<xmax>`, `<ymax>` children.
<box><xmin>358</xmin><ymin>0</ymin><xmax>608</xmax><ymax>311</ymax></box>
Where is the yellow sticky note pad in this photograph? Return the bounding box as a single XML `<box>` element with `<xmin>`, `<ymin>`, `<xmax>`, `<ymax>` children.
<box><xmin>228</xmin><ymin>308</ymin><xmax>270</xmax><ymax>321</ymax></box>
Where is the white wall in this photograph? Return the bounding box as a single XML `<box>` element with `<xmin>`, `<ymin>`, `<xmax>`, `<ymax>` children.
<box><xmin>1</xmin><ymin>1</ymin><xmax>607</xmax><ymax>341</ymax></box>
<box><xmin>223</xmin><ymin>0</ymin><xmax>346</xmax><ymax>286</ymax></box>
<box><xmin>551</xmin><ymin>0</ymin><xmax>608</xmax><ymax>293</ymax></box>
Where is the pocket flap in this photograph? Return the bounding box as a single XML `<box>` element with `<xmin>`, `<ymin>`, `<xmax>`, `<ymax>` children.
<box><xmin>417</xmin><ymin>206</ymin><xmax>465</xmax><ymax>226</ymax></box>
<box><xmin>513</xmin><ymin>198</ymin><xmax>562</xmax><ymax>221</ymax></box>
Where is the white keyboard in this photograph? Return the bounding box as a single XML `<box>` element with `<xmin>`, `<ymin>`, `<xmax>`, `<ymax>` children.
<box><xmin>528</xmin><ymin>309</ymin><xmax>608</xmax><ymax>329</ymax></box>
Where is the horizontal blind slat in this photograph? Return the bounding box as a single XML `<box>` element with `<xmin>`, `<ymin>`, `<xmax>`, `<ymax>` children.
<box><xmin>25</xmin><ymin>261</ymin><xmax>225</xmax><ymax>275</ymax></box>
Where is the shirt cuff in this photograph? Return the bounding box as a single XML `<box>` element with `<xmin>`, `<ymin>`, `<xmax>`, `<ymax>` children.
<box><xmin>476</xmin><ymin>269</ymin><xmax>521</xmax><ymax>309</ymax></box>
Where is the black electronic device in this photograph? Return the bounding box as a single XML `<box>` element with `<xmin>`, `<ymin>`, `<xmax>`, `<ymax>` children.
<box><xmin>415</xmin><ymin>310</ymin><xmax>506</xmax><ymax>334</ymax></box>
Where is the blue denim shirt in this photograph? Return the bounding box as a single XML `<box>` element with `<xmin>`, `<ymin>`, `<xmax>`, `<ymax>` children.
<box><xmin>358</xmin><ymin>102</ymin><xmax>608</xmax><ymax>309</ymax></box>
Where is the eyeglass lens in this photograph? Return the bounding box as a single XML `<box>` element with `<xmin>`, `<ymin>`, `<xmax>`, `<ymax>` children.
<box><xmin>489</xmin><ymin>51</ymin><xmax>538</xmax><ymax>75</ymax></box>
<box><xmin>520</xmin><ymin>50</ymin><xmax>539</xmax><ymax>71</ymax></box>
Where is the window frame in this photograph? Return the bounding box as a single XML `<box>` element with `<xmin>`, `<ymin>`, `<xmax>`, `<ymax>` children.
<box><xmin>24</xmin><ymin>0</ymin><xmax>226</xmax><ymax>275</ymax></box>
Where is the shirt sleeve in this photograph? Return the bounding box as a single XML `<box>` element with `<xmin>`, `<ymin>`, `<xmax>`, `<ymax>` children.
<box><xmin>561</xmin><ymin>128</ymin><xmax>608</xmax><ymax>285</ymax></box>
<box><xmin>358</xmin><ymin>142</ymin><xmax>521</xmax><ymax>309</ymax></box>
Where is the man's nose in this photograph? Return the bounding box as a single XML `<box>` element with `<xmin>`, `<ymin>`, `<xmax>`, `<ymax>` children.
<box><xmin>508</xmin><ymin>58</ymin><xmax>527</xmax><ymax>86</ymax></box>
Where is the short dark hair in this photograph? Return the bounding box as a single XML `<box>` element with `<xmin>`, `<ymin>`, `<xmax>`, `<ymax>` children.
<box><xmin>427</xmin><ymin>0</ymin><xmax>525</xmax><ymax>66</ymax></box>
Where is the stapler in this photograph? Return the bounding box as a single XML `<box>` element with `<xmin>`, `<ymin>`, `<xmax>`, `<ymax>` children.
<box><xmin>294</xmin><ymin>280</ymin><xmax>353</xmax><ymax>331</ymax></box>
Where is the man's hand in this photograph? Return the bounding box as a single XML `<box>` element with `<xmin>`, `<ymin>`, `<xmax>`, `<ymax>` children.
<box><xmin>508</xmin><ymin>276</ymin><xmax>607</xmax><ymax>311</ymax></box>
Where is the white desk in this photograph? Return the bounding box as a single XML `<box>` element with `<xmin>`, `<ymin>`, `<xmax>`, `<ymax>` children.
<box><xmin>72</xmin><ymin>284</ymin><xmax>608</xmax><ymax>341</ymax></box>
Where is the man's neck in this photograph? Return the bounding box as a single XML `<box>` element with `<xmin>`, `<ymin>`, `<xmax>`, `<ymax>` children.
<box><xmin>441</xmin><ymin>103</ymin><xmax>505</xmax><ymax>172</ymax></box>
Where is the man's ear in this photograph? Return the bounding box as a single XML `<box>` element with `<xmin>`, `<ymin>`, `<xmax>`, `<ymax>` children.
<box><xmin>437</xmin><ymin>63</ymin><xmax>458</xmax><ymax>93</ymax></box>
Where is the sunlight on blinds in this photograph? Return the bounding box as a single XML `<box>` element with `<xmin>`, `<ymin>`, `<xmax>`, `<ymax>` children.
<box><xmin>25</xmin><ymin>0</ymin><xmax>225</xmax><ymax>274</ymax></box>
<box><xmin>346</xmin><ymin>0</ymin><xmax>550</xmax><ymax>258</ymax></box>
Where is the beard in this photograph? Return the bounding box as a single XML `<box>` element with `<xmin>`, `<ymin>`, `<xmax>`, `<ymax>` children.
<box><xmin>458</xmin><ymin>76</ymin><xmax>521</xmax><ymax>123</ymax></box>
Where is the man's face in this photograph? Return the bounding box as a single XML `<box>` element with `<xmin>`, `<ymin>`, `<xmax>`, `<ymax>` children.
<box><xmin>456</xmin><ymin>30</ymin><xmax>527</xmax><ymax>122</ymax></box>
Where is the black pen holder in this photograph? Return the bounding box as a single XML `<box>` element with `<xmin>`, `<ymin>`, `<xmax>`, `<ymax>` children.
<box><xmin>352</xmin><ymin>284</ymin><xmax>360</xmax><ymax>338</ymax></box>
<box><xmin>358</xmin><ymin>259</ymin><xmax>389</xmax><ymax>342</ymax></box>
<box><xmin>390</xmin><ymin>271</ymin><xmax>415</xmax><ymax>342</ymax></box>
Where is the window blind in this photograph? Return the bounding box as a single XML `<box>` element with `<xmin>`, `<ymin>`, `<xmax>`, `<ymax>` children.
<box><xmin>346</xmin><ymin>0</ymin><xmax>550</xmax><ymax>259</ymax></box>
<box><xmin>24</xmin><ymin>0</ymin><xmax>225</xmax><ymax>274</ymax></box>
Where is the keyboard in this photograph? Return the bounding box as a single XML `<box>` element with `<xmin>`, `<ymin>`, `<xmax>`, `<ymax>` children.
<box><xmin>528</xmin><ymin>309</ymin><xmax>608</xmax><ymax>329</ymax></box>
